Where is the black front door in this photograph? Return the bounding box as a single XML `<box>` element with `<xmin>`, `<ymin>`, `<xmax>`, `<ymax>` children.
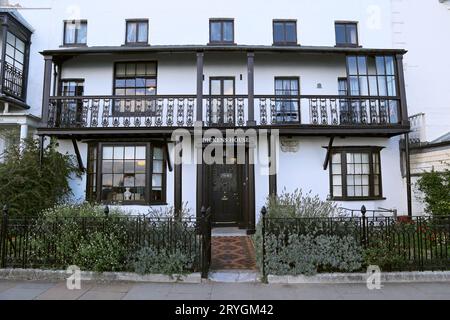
<box><xmin>209</xmin><ymin>156</ymin><xmax>243</xmax><ymax>225</ymax></box>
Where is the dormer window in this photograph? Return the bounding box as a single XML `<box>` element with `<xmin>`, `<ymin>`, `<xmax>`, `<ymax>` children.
<box><xmin>64</xmin><ymin>20</ymin><xmax>87</xmax><ymax>46</ymax></box>
<box><xmin>126</xmin><ymin>20</ymin><xmax>149</xmax><ymax>45</ymax></box>
<box><xmin>335</xmin><ymin>21</ymin><xmax>358</xmax><ymax>46</ymax></box>
<box><xmin>273</xmin><ymin>20</ymin><xmax>297</xmax><ymax>45</ymax></box>
<box><xmin>209</xmin><ymin>19</ymin><xmax>234</xmax><ymax>44</ymax></box>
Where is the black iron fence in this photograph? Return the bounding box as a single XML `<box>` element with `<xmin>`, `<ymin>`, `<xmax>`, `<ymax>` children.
<box><xmin>261</xmin><ymin>207</ymin><xmax>450</xmax><ymax>277</ymax></box>
<box><xmin>0</xmin><ymin>205</ymin><xmax>213</xmax><ymax>278</ymax></box>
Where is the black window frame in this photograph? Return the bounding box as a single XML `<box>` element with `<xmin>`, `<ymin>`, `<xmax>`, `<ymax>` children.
<box><xmin>112</xmin><ymin>61</ymin><xmax>158</xmax><ymax>115</ymax></box>
<box><xmin>209</xmin><ymin>18</ymin><xmax>235</xmax><ymax>45</ymax></box>
<box><xmin>335</xmin><ymin>21</ymin><xmax>359</xmax><ymax>47</ymax></box>
<box><xmin>272</xmin><ymin>19</ymin><xmax>298</xmax><ymax>45</ymax></box>
<box><xmin>63</xmin><ymin>20</ymin><xmax>88</xmax><ymax>46</ymax></box>
<box><xmin>125</xmin><ymin>19</ymin><xmax>149</xmax><ymax>46</ymax></box>
<box><xmin>87</xmin><ymin>142</ymin><xmax>167</xmax><ymax>205</ymax></box>
<box><xmin>329</xmin><ymin>146</ymin><xmax>384</xmax><ymax>201</ymax></box>
<box><xmin>274</xmin><ymin>77</ymin><xmax>301</xmax><ymax>124</ymax></box>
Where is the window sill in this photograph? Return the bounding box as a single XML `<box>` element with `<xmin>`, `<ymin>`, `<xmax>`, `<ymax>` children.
<box><xmin>334</xmin><ymin>44</ymin><xmax>362</xmax><ymax>48</ymax></box>
<box><xmin>60</xmin><ymin>44</ymin><xmax>88</xmax><ymax>48</ymax></box>
<box><xmin>331</xmin><ymin>197</ymin><xmax>386</xmax><ymax>202</ymax></box>
<box><xmin>272</xmin><ymin>43</ymin><xmax>300</xmax><ymax>47</ymax></box>
<box><xmin>122</xmin><ymin>43</ymin><xmax>151</xmax><ymax>47</ymax></box>
<box><xmin>207</xmin><ymin>42</ymin><xmax>237</xmax><ymax>46</ymax></box>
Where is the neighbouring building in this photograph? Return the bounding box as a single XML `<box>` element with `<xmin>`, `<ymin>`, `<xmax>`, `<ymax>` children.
<box><xmin>0</xmin><ymin>7</ymin><xmax>40</xmax><ymax>161</ymax></box>
<box><xmin>1</xmin><ymin>0</ymin><xmax>418</xmax><ymax>232</ymax></box>
<box><xmin>391</xmin><ymin>0</ymin><xmax>450</xmax><ymax>215</ymax></box>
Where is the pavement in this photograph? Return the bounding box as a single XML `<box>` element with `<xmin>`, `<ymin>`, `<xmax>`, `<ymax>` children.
<box><xmin>0</xmin><ymin>280</ymin><xmax>449</xmax><ymax>300</ymax></box>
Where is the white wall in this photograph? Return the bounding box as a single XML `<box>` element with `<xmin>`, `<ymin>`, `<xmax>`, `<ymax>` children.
<box><xmin>392</xmin><ymin>0</ymin><xmax>450</xmax><ymax>141</ymax></box>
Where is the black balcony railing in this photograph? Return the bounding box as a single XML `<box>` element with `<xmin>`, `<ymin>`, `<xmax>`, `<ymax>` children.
<box><xmin>45</xmin><ymin>95</ymin><xmax>403</xmax><ymax>129</ymax></box>
<box><xmin>2</xmin><ymin>61</ymin><xmax>25</xmax><ymax>100</ymax></box>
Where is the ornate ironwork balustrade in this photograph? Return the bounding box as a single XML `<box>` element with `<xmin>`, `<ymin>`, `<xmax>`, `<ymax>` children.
<box><xmin>46</xmin><ymin>94</ymin><xmax>402</xmax><ymax>129</ymax></box>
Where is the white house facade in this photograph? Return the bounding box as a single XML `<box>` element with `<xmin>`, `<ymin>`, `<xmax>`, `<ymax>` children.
<box><xmin>0</xmin><ymin>0</ymin><xmax>415</xmax><ymax>232</ymax></box>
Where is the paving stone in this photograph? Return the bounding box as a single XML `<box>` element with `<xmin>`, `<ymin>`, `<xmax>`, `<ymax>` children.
<box><xmin>0</xmin><ymin>281</ymin><xmax>18</xmax><ymax>293</ymax></box>
<box><xmin>122</xmin><ymin>283</ymin><xmax>173</xmax><ymax>300</ymax></box>
<box><xmin>0</xmin><ymin>288</ymin><xmax>50</xmax><ymax>300</ymax></box>
<box><xmin>78</xmin><ymin>290</ymin><xmax>126</xmax><ymax>300</ymax></box>
<box><xmin>35</xmin><ymin>282</ymin><xmax>93</xmax><ymax>300</ymax></box>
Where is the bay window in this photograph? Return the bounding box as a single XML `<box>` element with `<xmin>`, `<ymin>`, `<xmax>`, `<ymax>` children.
<box><xmin>87</xmin><ymin>142</ymin><xmax>166</xmax><ymax>204</ymax></box>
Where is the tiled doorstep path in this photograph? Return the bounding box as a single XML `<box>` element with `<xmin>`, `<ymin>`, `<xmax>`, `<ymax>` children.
<box><xmin>1</xmin><ymin>280</ymin><xmax>449</xmax><ymax>300</ymax></box>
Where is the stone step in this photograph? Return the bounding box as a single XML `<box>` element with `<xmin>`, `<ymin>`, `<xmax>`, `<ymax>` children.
<box><xmin>208</xmin><ymin>270</ymin><xmax>261</xmax><ymax>283</ymax></box>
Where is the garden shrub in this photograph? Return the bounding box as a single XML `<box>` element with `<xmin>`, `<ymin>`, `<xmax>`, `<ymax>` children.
<box><xmin>416</xmin><ymin>169</ymin><xmax>450</xmax><ymax>217</ymax></box>
<box><xmin>0</xmin><ymin>135</ymin><xmax>80</xmax><ymax>218</ymax></box>
<box><xmin>264</xmin><ymin>234</ymin><xmax>363</xmax><ymax>276</ymax></box>
<box><xmin>265</xmin><ymin>188</ymin><xmax>343</xmax><ymax>219</ymax></box>
<box><xmin>130</xmin><ymin>247</ymin><xmax>195</xmax><ymax>276</ymax></box>
<box><xmin>255</xmin><ymin>190</ymin><xmax>362</xmax><ymax>275</ymax></box>
<box><xmin>28</xmin><ymin>203</ymin><xmax>130</xmax><ymax>272</ymax></box>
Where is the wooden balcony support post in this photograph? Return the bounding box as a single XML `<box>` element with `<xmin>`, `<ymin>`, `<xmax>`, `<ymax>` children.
<box><xmin>396</xmin><ymin>54</ymin><xmax>409</xmax><ymax>126</ymax></box>
<box><xmin>196</xmin><ymin>51</ymin><xmax>204</xmax><ymax>124</ymax></box>
<box><xmin>247</xmin><ymin>52</ymin><xmax>256</xmax><ymax>126</ymax></box>
<box><xmin>0</xmin><ymin>16</ymin><xmax>9</xmax><ymax>92</ymax></box>
<box><xmin>41</xmin><ymin>56</ymin><xmax>53</xmax><ymax>125</ymax></box>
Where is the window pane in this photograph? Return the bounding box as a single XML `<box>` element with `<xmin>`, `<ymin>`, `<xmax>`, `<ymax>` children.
<box><xmin>138</xmin><ymin>22</ymin><xmax>148</xmax><ymax>42</ymax></box>
<box><xmin>127</xmin><ymin>23</ymin><xmax>137</xmax><ymax>43</ymax></box>
<box><xmin>16</xmin><ymin>38</ymin><xmax>25</xmax><ymax>52</ymax></box>
<box><xmin>136</xmin><ymin>146</ymin><xmax>146</xmax><ymax>159</ymax></box>
<box><xmin>357</xmin><ymin>57</ymin><xmax>367</xmax><ymax>75</ymax></box>
<box><xmin>347</xmin><ymin>56</ymin><xmax>358</xmax><ymax>75</ymax></box>
<box><xmin>125</xmin><ymin>146</ymin><xmax>135</xmax><ymax>159</ymax></box>
<box><xmin>65</xmin><ymin>23</ymin><xmax>76</xmax><ymax>44</ymax></box>
<box><xmin>376</xmin><ymin>57</ymin><xmax>386</xmax><ymax>75</ymax></box>
<box><xmin>359</xmin><ymin>76</ymin><xmax>369</xmax><ymax>95</ymax></box>
<box><xmin>385</xmin><ymin>56</ymin><xmax>395</xmax><ymax>75</ymax></box>
<box><xmin>210</xmin><ymin>22</ymin><xmax>222</xmax><ymax>42</ymax></box>
<box><xmin>273</xmin><ymin>22</ymin><xmax>284</xmax><ymax>43</ymax></box>
<box><xmin>153</xmin><ymin>147</ymin><xmax>164</xmax><ymax>159</ymax></box>
<box><xmin>136</xmin><ymin>160</ymin><xmax>146</xmax><ymax>173</ymax></box>
<box><xmin>114</xmin><ymin>146</ymin><xmax>124</xmax><ymax>159</ymax></box>
<box><xmin>368</xmin><ymin>76</ymin><xmax>378</xmax><ymax>96</ymax></box>
<box><xmin>335</xmin><ymin>24</ymin><xmax>346</xmax><ymax>44</ymax></box>
<box><xmin>77</xmin><ymin>23</ymin><xmax>87</xmax><ymax>44</ymax></box>
<box><xmin>387</xmin><ymin>76</ymin><xmax>397</xmax><ymax>96</ymax></box>
<box><xmin>333</xmin><ymin>186</ymin><xmax>342</xmax><ymax>197</ymax></box>
<box><xmin>223</xmin><ymin>22</ymin><xmax>233</xmax><ymax>42</ymax></box>
<box><xmin>116</xmin><ymin>64</ymin><xmax>126</xmax><ymax>76</ymax></box>
<box><xmin>124</xmin><ymin>160</ymin><xmax>135</xmax><ymax>173</ymax></box>
<box><xmin>285</xmin><ymin>23</ymin><xmax>296</xmax><ymax>42</ymax></box>
<box><xmin>152</xmin><ymin>174</ymin><xmax>162</xmax><ymax>187</ymax></box>
<box><xmin>103</xmin><ymin>147</ymin><xmax>113</xmax><ymax>159</ymax></box>
<box><xmin>347</xmin><ymin>24</ymin><xmax>357</xmax><ymax>44</ymax></box>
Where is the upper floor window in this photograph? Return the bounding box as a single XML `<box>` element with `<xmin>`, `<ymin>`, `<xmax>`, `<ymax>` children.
<box><xmin>209</xmin><ymin>19</ymin><xmax>234</xmax><ymax>44</ymax></box>
<box><xmin>113</xmin><ymin>62</ymin><xmax>157</xmax><ymax>113</ymax></box>
<box><xmin>5</xmin><ymin>32</ymin><xmax>25</xmax><ymax>71</ymax></box>
<box><xmin>126</xmin><ymin>20</ymin><xmax>149</xmax><ymax>45</ymax></box>
<box><xmin>274</xmin><ymin>77</ymin><xmax>300</xmax><ymax>123</ymax></box>
<box><xmin>3</xmin><ymin>32</ymin><xmax>27</xmax><ymax>99</ymax></box>
<box><xmin>335</xmin><ymin>22</ymin><xmax>358</xmax><ymax>46</ymax></box>
<box><xmin>64</xmin><ymin>20</ymin><xmax>87</xmax><ymax>46</ymax></box>
<box><xmin>330</xmin><ymin>147</ymin><xmax>383</xmax><ymax>200</ymax></box>
<box><xmin>60</xmin><ymin>79</ymin><xmax>85</xmax><ymax>126</ymax></box>
<box><xmin>273</xmin><ymin>20</ymin><xmax>297</xmax><ymax>45</ymax></box>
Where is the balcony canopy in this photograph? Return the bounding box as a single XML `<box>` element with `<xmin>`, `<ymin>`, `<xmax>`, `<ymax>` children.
<box><xmin>41</xmin><ymin>44</ymin><xmax>407</xmax><ymax>60</ymax></box>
